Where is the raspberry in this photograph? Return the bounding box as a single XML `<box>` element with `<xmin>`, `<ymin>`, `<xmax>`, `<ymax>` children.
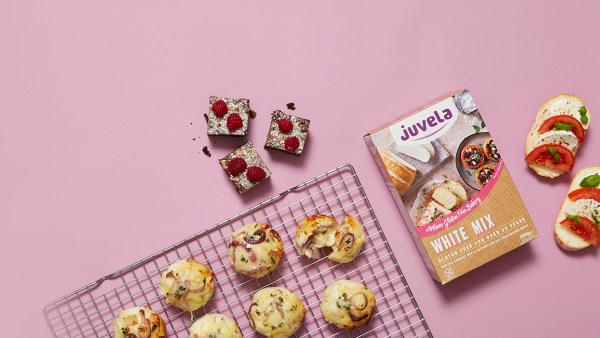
<box><xmin>247</xmin><ymin>166</ymin><xmax>266</xmax><ymax>182</ymax></box>
<box><xmin>277</xmin><ymin>118</ymin><xmax>293</xmax><ymax>133</ymax></box>
<box><xmin>211</xmin><ymin>100</ymin><xmax>228</xmax><ymax>117</ymax></box>
<box><xmin>284</xmin><ymin>136</ymin><xmax>300</xmax><ymax>152</ymax></box>
<box><xmin>227</xmin><ymin>113</ymin><xmax>243</xmax><ymax>131</ymax></box>
<box><xmin>227</xmin><ymin>157</ymin><xmax>247</xmax><ymax>175</ymax></box>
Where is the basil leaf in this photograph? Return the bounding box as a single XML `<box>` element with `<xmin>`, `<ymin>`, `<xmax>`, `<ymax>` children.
<box><xmin>473</xmin><ymin>125</ymin><xmax>480</xmax><ymax>133</ymax></box>
<box><xmin>579</xmin><ymin>106</ymin><xmax>587</xmax><ymax>116</ymax></box>
<box><xmin>481</xmin><ymin>121</ymin><xmax>486</xmax><ymax>129</ymax></box>
<box><xmin>554</xmin><ymin>153</ymin><xmax>561</xmax><ymax>162</ymax></box>
<box><xmin>547</xmin><ymin>146</ymin><xmax>557</xmax><ymax>155</ymax></box>
<box><xmin>581</xmin><ymin>115</ymin><xmax>589</xmax><ymax>124</ymax></box>
<box><xmin>554</xmin><ymin>122</ymin><xmax>574</xmax><ymax>131</ymax></box>
<box><xmin>592</xmin><ymin>214</ymin><xmax>600</xmax><ymax>228</ymax></box>
<box><xmin>580</xmin><ymin>174</ymin><xmax>600</xmax><ymax>188</ymax></box>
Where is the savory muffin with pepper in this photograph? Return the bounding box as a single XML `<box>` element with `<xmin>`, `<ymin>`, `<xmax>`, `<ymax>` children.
<box><xmin>228</xmin><ymin>222</ymin><xmax>284</xmax><ymax>278</ymax></box>
<box><xmin>189</xmin><ymin>313</ymin><xmax>243</xmax><ymax>338</ymax></box>
<box><xmin>113</xmin><ymin>306</ymin><xmax>166</xmax><ymax>338</ymax></box>
<box><xmin>328</xmin><ymin>215</ymin><xmax>366</xmax><ymax>263</ymax></box>
<box><xmin>476</xmin><ymin>165</ymin><xmax>495</xmax><ymax>187</ymax></box>
<box><xmin>461</xmin><ymin>144</ymin><xmax>485</xmax><ymax>169</ymax></box>
<box><xmin>320</xmin><ymin>280</ymin><xmax>376</xmax><ymax>329</ymax></box>
<box><xmin>159</xmin><ymin>260</ymin><xmax>215</xmax><ymax>312</ymax></box>
<box><xmin>248</xmin><ymin>287</ymin><xmax>306</xmax><ymax>338</ymax></box>
<box><xmin>484</xmin><ymin>138</ymin><xmax>500</xmax><ymax>161</ymax></box>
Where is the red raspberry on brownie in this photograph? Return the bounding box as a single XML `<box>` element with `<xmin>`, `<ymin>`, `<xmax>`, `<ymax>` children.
<box><xmin>227</xmin><ymin>157</ymin><xmax>247</xmax><ymax>175</ymax></box>
<box><xmin>211</xmin><ymin>100</ymin><xmax>228</xmax><ymax>117</ymax></box>
<box><xmin>264</xmin><ymin>110</ymin><xmax>310</xmax><ymax>156</ymax></box>
<box><xmin>278</xmin><ymin>119</ymin><xmax>293</xmax><ymax>133</ymax></box>
<box><xmin>227</xmin><ymin>113</ymin><xmax>243</xmax><ymax>131</ymax></box>
<box><xmin>284</xmin><ymin>136</ymin><xmax>299</xmax><ymax>151</ymax></box>
<box><xmin>247</xmin><ymin>166</ymin><xmax>267</xmax><ymax>182</ymax></box>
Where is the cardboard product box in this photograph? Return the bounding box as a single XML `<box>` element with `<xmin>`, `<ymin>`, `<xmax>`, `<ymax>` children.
<box><xmin>364</xmin><ymin>89</ymin><xmax>538</xmax><ymax>284</ymax></box>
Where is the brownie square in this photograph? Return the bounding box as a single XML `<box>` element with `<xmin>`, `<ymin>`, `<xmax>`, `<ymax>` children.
<box><xmin>206</xmin><ymin>96</ymin><xmax>250</xmax><ymax>136</ymax></box>
<box><xmin>219</xmin><ymin>142</ymin><xmax>271</xmax><ymax>194</ymax></box>
<box><xmin>264</xmin><ymin>110</ymin><xmax>310</xmax><ymax>155</ymax></box>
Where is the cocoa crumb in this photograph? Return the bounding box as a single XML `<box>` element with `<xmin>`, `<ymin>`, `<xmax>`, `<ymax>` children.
<box><xmin>204</xmin><ymin>114</ymin><xmax>209</xmax><ymax>123</ymax></box>
<box><xmin>202</xmin><ymin>146</ymin><xmax>211</xmax><ymax>157</ymax></box>
<box><xmin>190</xmin><ymin>122</ymin><xmax>193</xmax><ymax>125</ymax></box>
<box><xmin>193</xmin><ymin>138</ymin><xmax>196</xmax><ymax>141</ymax></box>
<box><xmin>286</xmin><ymin>102</ymin><xmax>296</xmax><ymax>110</ymax></box>
<box><xmin>249</xmin><ymin>110</ymin><xmax>257</xmax><ymax>119</ymax></box>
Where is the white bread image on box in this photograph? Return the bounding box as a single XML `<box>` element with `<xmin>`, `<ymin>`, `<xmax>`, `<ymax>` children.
<box><xmin>525</xmin><ymin>94</ymin><xmax>589</xmax><ymax>178</ymax></box>
<box><xmin>417</xmin><ymin>201</ymin><xmax>451</xmax><ymax>227</ymax></box>
<box><xmin>390</xmin><ymin>142</ymin><xmax>435</xmax><ymax>163</ymax></box>
<box><xmin>415</xmin><ymin>180</ymin><xmax>468</xmax><ymax>227</ymax></box>
<box><xmin>378</xmin><ymin>149</ymin><xmax>417</xmax><ymax>195</ymax></box>
<box><xmin>432</xmin><ymin>180</ymin><xmax>468</xmax><ymax>210</ymax></box>
<box><xmin>555</xmin><ymin>166</ymin><xmax>600</xmax><ymax>251</ymax></box>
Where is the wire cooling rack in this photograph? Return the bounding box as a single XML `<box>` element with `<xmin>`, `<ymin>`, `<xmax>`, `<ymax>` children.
<box><xmin>43</xmin><ymin>164</ymin><xmax>432</xmax><ymax>337</ymax></box>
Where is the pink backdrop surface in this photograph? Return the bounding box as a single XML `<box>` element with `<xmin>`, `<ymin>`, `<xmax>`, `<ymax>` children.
<box><xmin>2</xmin><ymin>1</ymin><xmax>600</xmax><ymax>337</ymax></box>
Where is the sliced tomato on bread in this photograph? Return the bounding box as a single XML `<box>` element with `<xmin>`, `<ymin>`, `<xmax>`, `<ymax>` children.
<box><xmin>525</xmin><ymin>144</ymin><xmax>574</xmax><ymax>172</ymax></box>
<box><xmin>538</xmin><ymin>115</ymin><xmax>585</xmax><ymax>144</ymax></box>
<box><xmin>559</xmin><ymin>217</ymin><xmax>600</xmax><ymax>246</ymax></box>
<box><xmin>568</xmin><ymin>188</ymin><xmax>600</xmax><ymax>203</ymax></box>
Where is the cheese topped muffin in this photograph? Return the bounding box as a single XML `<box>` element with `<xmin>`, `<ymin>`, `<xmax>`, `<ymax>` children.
<box><xmin>159</xmin><ymin>260</ymin><xmax>215</xmax><ymax>312</ymax></box>
<box><xmin>248</xmin><ymin>287</ymin><xmax>306</xmax><ymax>338</ymax></box>
<box><xmin>320</xmin><ymin>280</ymin><xmax>376</xmax><ymax>329</ymax></box>
<box><xmin>295</xmin><ymin>215</ymin><xmax>340</xmax><ymax>259</ymax></box>
<box><xmin>328</xmin><ymin>215</ymin><xmax>366</xmax><ymax>263</ymax></box>
<box><xmin>189</xmin><ymin>313</ymin><xmax>243</xmax><ymax>338</ymax></box>
<box><xmin>113</xmin><ymin>306</ymin><xmax>166</xmax><ymax>338</ymax></box>
<box><xmin>228</xmin><ymin>222</ymin><xmax>284</xmax><ymax>278</ymax></box>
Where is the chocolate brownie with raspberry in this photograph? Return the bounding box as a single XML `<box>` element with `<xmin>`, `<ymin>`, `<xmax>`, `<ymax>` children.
<box><xmin>206</xmin><ymin>96</ymin><xmax>250</xmax><ymax>136</ymax></box>
<box><xmin>219</xmin><ymin>142</ymin><xmax>271</xmax><ymax>193</ymax></box>
<box><xmin>264</xmin><ymin>110</ymin><xmax>310</xmax><ymax>156</ymax></box>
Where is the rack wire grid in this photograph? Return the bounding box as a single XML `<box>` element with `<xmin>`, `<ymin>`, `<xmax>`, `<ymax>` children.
<box><xmin>43</xmin><ymin>164</ymin><xmax>432</xmax><ymax>338</ymax></box>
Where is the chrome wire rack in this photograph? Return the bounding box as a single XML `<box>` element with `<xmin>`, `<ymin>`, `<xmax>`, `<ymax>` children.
<box><xmin>43</xmin><ymin>164</ymin><xmax>432</xmax><ymax>337</ymax></box>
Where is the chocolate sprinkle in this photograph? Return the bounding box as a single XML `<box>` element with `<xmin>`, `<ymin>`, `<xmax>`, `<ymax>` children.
<box><xmin>249</xmin><ymin>110</ymin><xmax>257</xmax><ymax>119</ymax></box>
<box><xmin>202</xmin><ymin>146</ymin><xmax>211</xmax><ymax>157</ymax></box>
<box><xmin>204</xmin><ymin>113</ymin><xmax>209</xmax><ymax>123</ymax></box>
<box><xmin>286</xmin><ymin>102</ymin><xmax>296</xmax><ymax>110</ymax></box>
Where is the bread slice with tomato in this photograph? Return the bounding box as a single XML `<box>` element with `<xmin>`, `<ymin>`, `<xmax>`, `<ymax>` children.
<box><xmin>555</xmin><ymin>166</ymin><xmax>600</xmax><ymax>251</ymax></box>
<box><xmin>525</xmin><ymin>94</ymin><xmax>589</xmax><ymax>178</ymax></box>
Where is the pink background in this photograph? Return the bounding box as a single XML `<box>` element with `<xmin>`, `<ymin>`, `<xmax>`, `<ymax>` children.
<box><xmin>2</xmin><ymin>1</ymin><xmax>600</xmax><ymax>337</ymax></box>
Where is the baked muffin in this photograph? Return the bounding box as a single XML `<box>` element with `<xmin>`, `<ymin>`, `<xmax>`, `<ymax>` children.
<box><xmin>228</xmin><ymin>222</ymin><xmax>284</xmax><ymax>278</ymax></box>
<box><xmin>320</xmin><ymin>280</ymin><xmax>376</xmax><ymax>329</ymax></box>
<box><xmin>113</xmin><ymin>306</ymin><xmax>166</xmax><ymax>338</ymax></box>
<box><xmin>189</xmin><ymin>313</ymin><xmax>243</xmax><ymax>338</ymax></box>
<box><xmin>295</xmin><ymin>215</ymin><xmax>340</xmax><ymax>259</ymax></box>
<box><xmin>328</xmin><ymin>215</ymin><xmax>366</xmax><ymax>263</ymax></box>
<box><xmin>248</xmin><ymin>287</ymin><xmax>306</xmax><ymax>338</ymax></box>
<box><xmin>160</xmin><ymin>260</ymin><xmax>215</xmax><ymax>312</ymax></box>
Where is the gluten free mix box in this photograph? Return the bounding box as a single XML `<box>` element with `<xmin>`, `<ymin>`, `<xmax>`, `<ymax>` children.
<box><xmin>364</xmin><ymin>89</ymin><xmax>538</xmax><ymax>284</ymax></box>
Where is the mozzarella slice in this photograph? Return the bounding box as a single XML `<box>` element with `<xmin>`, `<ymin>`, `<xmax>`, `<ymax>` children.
<box><xmin>533</xmin><ymin>130</ymin><xmax>578</xmax><ymax>151</ymax></box>
<box><xmin>543</xmin><ymin>97</ymin><xmax>589</xmax><ymax>130</ymax></box>
<box><xmin>565</xmin><ymin>199</ymin><xmax>600</xmax><ymax>221</ymax></box>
